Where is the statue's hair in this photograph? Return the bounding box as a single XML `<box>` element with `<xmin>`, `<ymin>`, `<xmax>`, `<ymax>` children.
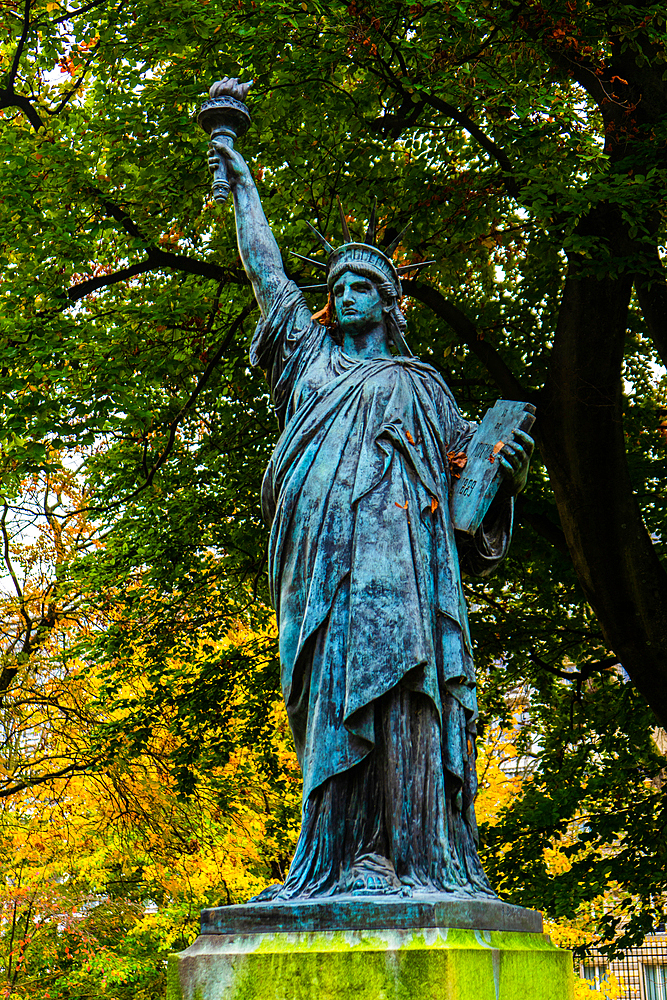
<box><xmin>312</xmin><ymin>267</ymin><xmax>411</xmax><ymax>356</ymax></box>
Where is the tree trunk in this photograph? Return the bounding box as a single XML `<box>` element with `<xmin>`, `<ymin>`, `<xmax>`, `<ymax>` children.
<box><xmin>540</xmin><ymin>217</ymin><xmax>667</xmax><ymax>728</ymax></box>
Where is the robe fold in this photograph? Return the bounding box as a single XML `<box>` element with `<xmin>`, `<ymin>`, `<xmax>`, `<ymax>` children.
<box><xmin>250</xmin><ymin>281</ymin><xmax>513</xmax><ymax>897</ymax></box>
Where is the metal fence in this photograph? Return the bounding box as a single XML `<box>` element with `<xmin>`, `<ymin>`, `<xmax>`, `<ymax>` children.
<box><xmin>579</xmin><ymin>933</ymin><xmax>667</xmax><ymax>998</ymax></box>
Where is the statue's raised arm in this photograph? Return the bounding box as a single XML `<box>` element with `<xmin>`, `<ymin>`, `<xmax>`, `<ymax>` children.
<box><xmin>207</xmin><ymin>142</ymin><xmax>288</xmax><ymax>317</ymax></box>
<box><xmin>200</xmin><ymin>79</ymin><xmax>287</xmax><ymax>317</ymax></box>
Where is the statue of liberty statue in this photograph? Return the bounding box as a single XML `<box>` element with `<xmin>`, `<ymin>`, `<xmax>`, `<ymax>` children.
<box><xmin>206</xmin><ymin>85</ymin><xmax>533</xmax><ymax>901</ymax></box>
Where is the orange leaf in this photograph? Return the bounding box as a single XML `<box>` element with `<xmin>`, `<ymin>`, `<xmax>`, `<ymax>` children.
<box><xmin>395</xmin><ymin>501</ymin><xmax>408</xmax><ymax>509</ymax></box>
<box><xmin>492</xmin><ymin>440</ymin><xmax>504</xmax><ymax>455</ymax></box>
<box><xmin>430</xmin><ymin>498</ymin><xmax>438</xmax><ymax>513</ymax></box>
<box><xmin>406</xmin><ymin>430</ymin><xmax>415</xmax><ymax>444</ymax></box>
<box><xmin>447</xmin><ymin>450</ymin><xmax>468</xmax><ymax>470</ymax></box>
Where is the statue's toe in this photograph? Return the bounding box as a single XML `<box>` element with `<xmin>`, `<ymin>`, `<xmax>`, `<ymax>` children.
<box><xmin>346</xmin><ymin>853</ymin><xmax>403</xmax><ymax>896</ymax></box>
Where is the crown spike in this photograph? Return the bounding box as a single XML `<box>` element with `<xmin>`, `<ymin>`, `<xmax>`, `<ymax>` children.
<box><xmin>305</xmin><ymin>220</ymin><xmax>335</xmax><ymax>254</ymax></box>
<box><xmin>336</xmin><ymin>196</ymin><xmax>351</xmax><ymax>243</ymax></box>
<box><xmin>288</xmin><ymin>250</ymin><xmax>328</xmax><ymax>271</ymax></box>
<box><xmin>365</xmin><ymin>196</ymin><xmax>377</xmax><ymax>246</ymax></box>
<box><xmin>384</xmin><ymin>222</ymin><xmax>411</xmax><ymax>258</ymax></box>
<box><xmin>396</xmin><ymin>259</ymin><xmax>436</xmax><ymax>274</ymax></box>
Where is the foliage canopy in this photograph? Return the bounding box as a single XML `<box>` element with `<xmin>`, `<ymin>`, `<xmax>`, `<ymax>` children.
<box><xmin>0</xmin><ymin>0</ymin><xmax>666</xmax><ymax>989</ymax></box>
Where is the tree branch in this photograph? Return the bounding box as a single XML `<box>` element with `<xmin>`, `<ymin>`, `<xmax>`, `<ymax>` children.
<box><xmin>0</xmin><ymin>0</ymin><xmax>47</xmax><ymax>132</ymax></box>
<box><xmin>361</xmin><ymin>40</ymin><xmax>519</xmax><ymax>197</ymax></box>
<box><xmin>343</xmin><ymin>2</ymin><xmax>515</xmax><ymax>186</ymax></box>
<box><xmin>0</xmin><ymin>504</ymin><xmax>32</xmax><ymax>689</ymax></box>
<box><xmin>505</xmin><ymin>0</ymin><xmax>609</xmax><ymax>111</ymax></box>
<box><xmin>9</xmin><ymin>0</ymin><xmax>32</xmax><ymax>87</ymax></box>
<box><xmin>128</xmin><ymin>302</ymin><xmax>254</xmax><ymax>489</ymax></box>
<box><xmin>50</xmin><ymin>0</ymin><xmax>108</xmax><ymax>26</ymax></box>
<box><xmin>418</xmin><ymin>91</ymin><xmax>520</xmax><ymax>199</ymax></box>
<box><xmin>150</xmin><ymin>248</ymin><xmax>239</xmax><ymax>282</ymax></box>
<box><xmin>402</xmin><ymin>279</ymin><xmax>528</xmax><ymax>399</ymax></box>
<box><xmin>47</xmin><ymin>46</ymin><xmax>98</xmax><ymax>116</ymax></box>
<box><xmin>90</xmin><ymin>187</ymin><xmax>146</xmax><ymax>241</ymax></box>
<box><xmin>66</xmin><ymin>252</ymin><xmax>245</xmax><ymax>302</ymax></box>
<box><xmin>67</xmin><ymin>261</ymin><xmax>156</xmax><ymax>300</ymax></box>
<box><xmin>529</xmin><ymin>650</ymin><xmax>619</xmax><ymax>683</ymax></box>
<box><xmin>1</xmin><ymin>504</ymin><xmax>25</xmax><ymax>609</ymax></box>
<box><xmin>512</xmin><ymin>2</ymin><xmax>667</xmax><ymax>146</ymax></box>
<box><xmin>0</xmin><ymin>90</ymin><xmax>44</xmax><ymax>131</ymax></box>
<box><xmin>66</xmin><ymin>188</ymin><xmax>248</xmax><ymax>301</ymax></box>
<box><xmin>0</xmin><ymin>758</ymin><xmax>96</xmax><ymax>798</ymax></box>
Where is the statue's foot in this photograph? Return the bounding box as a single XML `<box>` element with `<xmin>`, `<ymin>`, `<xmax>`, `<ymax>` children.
<box><xmin>351</xmin><ymin>871</ymin><xmax>391</xmax><ymax>894</ymax></box>
<box><xmin>344</xmin><ymin>853</ymin><xmax>409</xmax><ymax>897</ymax></box>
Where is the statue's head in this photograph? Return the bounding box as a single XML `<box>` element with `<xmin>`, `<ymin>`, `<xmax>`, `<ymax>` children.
<box><xmin>314</xmin><ymin>244</ymin><xmax>411</xmax><ymax>355</ymax></box>
<box><xmin>299</xmin><ymin>206</ymin><xmax>433</xmax><ymax>352</ymax></box>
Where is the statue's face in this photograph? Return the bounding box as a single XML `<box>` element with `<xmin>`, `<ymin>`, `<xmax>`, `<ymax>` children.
<box><xmin>332</xmin><ymin>270</ymin><xmax>388</xmax><ymax>337</ymax></box>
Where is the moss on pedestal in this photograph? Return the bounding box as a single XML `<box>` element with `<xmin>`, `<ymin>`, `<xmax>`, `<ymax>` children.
<box><xmin>168</xmin><ymin>927</ymin><xmax>573</xmax><ymax>1000</ymax></box>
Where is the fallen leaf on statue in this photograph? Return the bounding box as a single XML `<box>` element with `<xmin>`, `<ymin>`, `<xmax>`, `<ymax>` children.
<box><xmin>447</xmin><ymin>451</ymin><xmax>468</xmax><ymax>472</ymax></box>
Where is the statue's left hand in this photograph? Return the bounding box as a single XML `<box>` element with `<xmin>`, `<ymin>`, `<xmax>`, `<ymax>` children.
<box><xmin>498</xmin><ymin>428</ymin><xmax>534</xmax><ymax>495</ymax></box>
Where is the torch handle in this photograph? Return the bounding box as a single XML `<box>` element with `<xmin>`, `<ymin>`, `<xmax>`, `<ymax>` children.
<box><xmin>209</xmin><ymin>125</ymin><xmax>237</xmax><ymax>203</ymax></box>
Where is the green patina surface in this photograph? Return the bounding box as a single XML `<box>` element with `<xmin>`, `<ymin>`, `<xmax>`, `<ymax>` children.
<box><xmin>168</xmin><ymin>928</ymin><xmax>573</xmax><ymax>1000</ymax></box>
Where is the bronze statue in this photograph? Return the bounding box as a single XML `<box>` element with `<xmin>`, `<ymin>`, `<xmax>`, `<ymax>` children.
<box><xmin>204</xmin><ymin>80</ymin><xmax>533</xmax><ymax>901</ymax></box>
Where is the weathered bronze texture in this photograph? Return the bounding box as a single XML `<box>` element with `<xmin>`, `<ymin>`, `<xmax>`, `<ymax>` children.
<box><xmin>205</xmin><ymin>107</ymin><xmax>534</xmax><ymax>904</ymax></box>
<box><xmin>201</xmin><ymin>897</ymin><xmax>543</xmax><ymax>935</ymax></box>
<box><xmin>198</xmin><ymin>78</ymin><xmax>252</xmax><ymax>203</ymax></box>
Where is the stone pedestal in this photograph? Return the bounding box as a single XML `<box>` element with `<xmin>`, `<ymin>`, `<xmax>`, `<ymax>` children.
<box><xmin>168</xmin><ymin>897</ymin><xmax>573</xmax><ymax>1000</ymax></box>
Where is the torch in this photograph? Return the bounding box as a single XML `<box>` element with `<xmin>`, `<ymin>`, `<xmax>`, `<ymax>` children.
<box><xmin>198</xmin><ymin>77</ymin><xmax>253</xmax><ymax>203</ymax></box>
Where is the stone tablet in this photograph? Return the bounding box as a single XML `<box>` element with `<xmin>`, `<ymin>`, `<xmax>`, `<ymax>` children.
<box><xmin>451</xmin><ymin>400</ymin><xmax>537</xmax><ymax>534</ymax></box>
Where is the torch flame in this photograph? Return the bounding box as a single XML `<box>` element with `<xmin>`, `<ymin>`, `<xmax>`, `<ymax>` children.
<box><xmin>209</xmin><ymin>77</ymin><xmax>253</xmax><ymax>102</ymax></box>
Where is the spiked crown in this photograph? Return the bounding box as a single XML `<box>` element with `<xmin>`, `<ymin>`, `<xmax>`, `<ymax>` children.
<box><xmin>327</xmin><ymin>243</ymin><xmax>401</xmax><ymax>294</ymax></box>
<box><xmin>290</xmin><ymin>197</ymin><xmax>434</xmax><ymax>296</ymax></box>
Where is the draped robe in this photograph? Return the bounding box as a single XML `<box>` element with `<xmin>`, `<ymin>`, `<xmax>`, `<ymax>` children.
<box><xmin>251</xmin><ymin>282</ymin><xmax>513</xmax><ymax>898</ymax></box>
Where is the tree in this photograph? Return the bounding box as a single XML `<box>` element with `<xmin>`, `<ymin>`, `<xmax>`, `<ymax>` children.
<box><xmin>0</xmin><ymin>469</ymin><xmax>299</xmax><ymax>996</ymax></box>
<box><xmin>0</xmin><ymin>484</ymin><xmax>299</xmax><ymax>996</ymax></box>
<box><xmin>474</xmin><ymin>671</ymin><xmax>667</xmax><ymax>956</ymax></box>
<box><xmin>0</xmin><ymin>661</ymin><xmax>300</xmax><ymax>998</ymax></box>
<box><xmin>0</xmin><ymin>0</ymin><xmax>666</xmax><ymax>955</ymax></box>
